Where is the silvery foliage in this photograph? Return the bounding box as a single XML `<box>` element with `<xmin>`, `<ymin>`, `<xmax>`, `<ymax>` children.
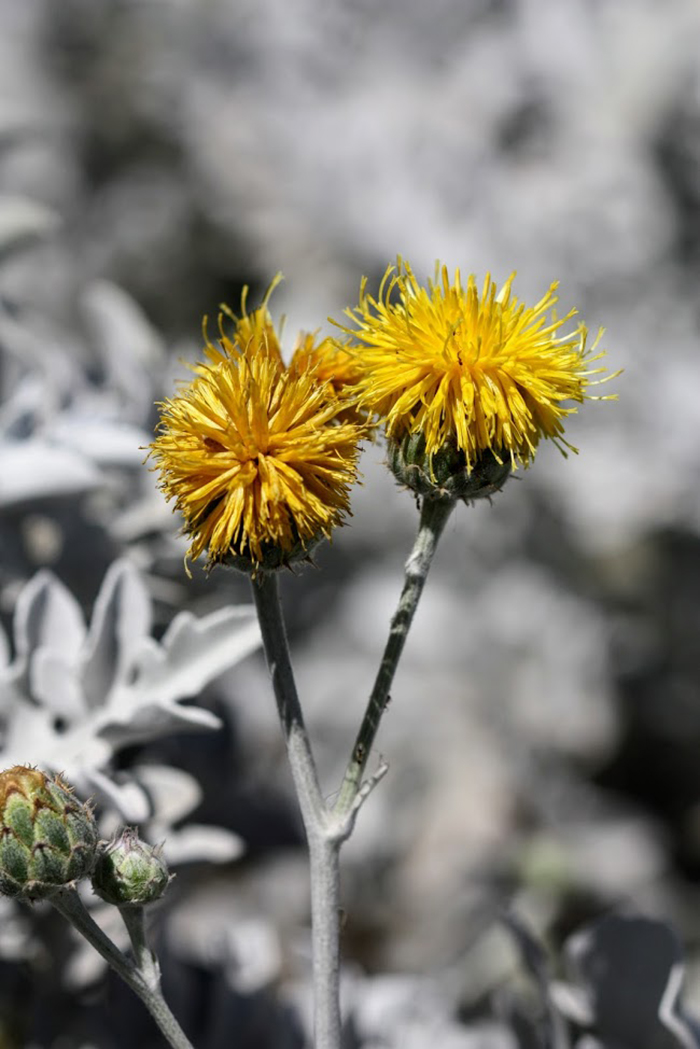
<box><xmin>0</xmin><ymin>557</ymin><xmax>260</xmax><ymax>863</ymax></box>
<box><xmin>343</xmin><ymin>974</ymin><xmax>516</xmax><ymax>1049</ymax></box>
<box><xmin>0</xmin><ymin>185</ymin><xmax>261</xmax><ymax>858</ymax></box>
<box><xmin>0</xmin><ymin>136</ymin><xmax>283</xmax><ymax>1006</ymax></box>
<box><xmin>0</xmin><ymin>141</ymin><xmax>167</xmax><ymax>531</ymax></box>
<box><xmin>0</xmin><ymin>276</ymin><xmax>162</xmax><ymax>512</ymax></box>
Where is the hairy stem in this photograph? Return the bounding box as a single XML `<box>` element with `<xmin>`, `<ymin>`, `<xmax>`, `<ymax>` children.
<box><xmin>308</xmin><ymin>832</ymin><xmax>343</xmax><ymax>1049</ymax></box>
<box><xmin>251</xmin><ymin>572</ymin><xmax>326</xmax><ymax>829</ymax></box>
<box><xmin>334</xmin><ymin>495</ymin><xmax>455</xmax><ymax>816</ymax></box>
<box><xmin>119</xmin><ymin>904</ymin><xmax>161</xmax><ymax>990</ymax></box>
<box><xmin>252</xmin><ymin>572</ymin><xmax>343</xmax><ymax>1049</ymax></box>
<box><xmin>52</xmin><ymin>888</ymin><xmax>194</xmax><ymax>1049</ymax></box>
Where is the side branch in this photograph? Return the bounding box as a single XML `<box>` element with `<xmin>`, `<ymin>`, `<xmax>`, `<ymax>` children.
<box><xmin>334</xmin><ymin>495</ymin><xmax>455</xmax><ymax>817</ymax></box>
<box><xmin>51</xmin><ymin>889</ymin><xmax>194</xmax><ymax>1049</ymax></box>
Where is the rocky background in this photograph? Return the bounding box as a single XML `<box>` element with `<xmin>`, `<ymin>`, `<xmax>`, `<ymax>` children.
<box><xmin>2</xmin><ymin>0</ymin><xmax>700</xmax><ymax>1046</ymax></box>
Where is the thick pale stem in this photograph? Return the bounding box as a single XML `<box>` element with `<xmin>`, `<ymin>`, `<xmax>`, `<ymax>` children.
<box><xmin>51</xmin><ymin>889</ymin><xmax>194</xmax><ymax>1049</ymax></box>
<box><xmin>309</xmin><ymin>834</ymin><xmax>343</xmax><ymax>1049</ymax></box>
<box><xmin>251</xmin><ymin>572</ymin><xmax>342</xmax><ymax>1048</ymax></box>
<box><xmin>334</xmin><ymin>495</ymin><xmax>456</xmax><ymax>816</ymax></box>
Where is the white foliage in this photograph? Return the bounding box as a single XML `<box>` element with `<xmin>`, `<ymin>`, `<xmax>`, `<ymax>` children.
<box><xmin>0</xmin><ymin>442</ymin><xmax>103</xmax><ymax>508</ymax></box>
<box><xmin>0</xmin><ymin>194</ymin><xmax>60</xmax><ymax>261</ymax></box>
<box><xmin>0</xmin><ymin>558</ymin><xmax>261</xmax><ymax>834</ymax></box>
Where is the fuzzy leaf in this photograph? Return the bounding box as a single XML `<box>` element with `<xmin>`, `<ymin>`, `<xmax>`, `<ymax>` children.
<box><xmin>130</xmin><ymin>763</ymin><xmax>202</xmax><ymax>825</ymax></box>
<box><xmin>47</xmin><ymin>416</ymin><xmax>151</xmax><ymax>468</ymax></box>
<box><xmin>0</xmin><ymin>442</ymin><xmax>102</xmax><ymax>507</ymax></box>
<box><xmin>84</xmin><ymin>769</ymin><xmax>154</xmax><ymax>823</ymax></box>
<box><xmin>81</xmin><ymin>560</ymin><xmax>152</xmax><ymax>708</ymax></box>
<box><xmin>30</xmin><ymin>650</ymin><xmax>87</xmax><ymax>721</ymax></box>
<box><xmin>95</xmin><ymin>693</ymin><xmax>222</xmax><ymax>751</ymax></box>
<box><xmin>13</xmin><ymin>570</ymin><xmax>86</xmax><ymax>666</ymax></box>
<box><xmin>0</xmin><ymin>196</ymin><xmax>60</xmax><ymax>262</ymax></box>
<box><xmin>80</xmin><ymin>280</ymin><xmax>164</xmax><ymax>420</ymax></box>
<box><xmin>161</xmin><ymin>824</ymin><xmax>245</xmax><ymax>866</ymax></box>
<box><xmin>133</xmin><ymin>606</ymin><xmax>261</xmax><ymax>707</ymax></box>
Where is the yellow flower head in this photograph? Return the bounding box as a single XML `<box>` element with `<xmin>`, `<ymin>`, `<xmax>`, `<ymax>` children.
<box><xmin>340</xmin><ymin>259</ymin><xmax>613</xmax><ymax>474</ymax></box>
<box><xmin>291</xmin><ymin>333</ymin><xmax>362</xmax><ymax>395</ymax></box>
<box><xmin>291</xmin><ymin>333</ymin><xmax>366</xmax><ymax>425</ymax></box>
<box><xmin>151</xmin><ymin>281</ymin><xmax>364</xmax><ymax>572</ymax></box>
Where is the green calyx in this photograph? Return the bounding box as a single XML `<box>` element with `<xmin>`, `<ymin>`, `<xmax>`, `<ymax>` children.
<box><xmin>0</xmin><ymin>766</ymin><xmax>99</xmax><ymax>900</ymax></box>
<box><xmin>220</xmin><ymin>535</ymin><xmax>322</xmax><ymax>576</ymax></box>
<box><xmin>205</xmin><ymin>523</ymin><xmax>323</xmax><ymax>577</ymax></box>
<box><xmin>387</xmin><ymin>431</ymin><xmax>512</xmax><ymax>503</ymax></box>
<box><xmin>92</xmin><ymin>828</ymin><xmax>171</xmax><ymax>907</ymax></box>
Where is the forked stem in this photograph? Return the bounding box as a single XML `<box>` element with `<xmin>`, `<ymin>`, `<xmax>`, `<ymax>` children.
<box><xmin>51</xmin><ymin>888</ymin><xmax>194</xmax><ymax>1049</ymax></box>
<box><xmin>251</xmin><ymin>496</ymin><xmax>454</xmax><ymax>1047</ymax></box>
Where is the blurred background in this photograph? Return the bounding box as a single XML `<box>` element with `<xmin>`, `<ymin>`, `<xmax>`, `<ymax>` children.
<box><xmin>2</xmin><ymin>0</ymin><xmax>700</xmax><ymax>1046</ymax></box>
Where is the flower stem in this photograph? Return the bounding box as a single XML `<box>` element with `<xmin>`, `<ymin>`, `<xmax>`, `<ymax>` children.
<box><xmin>251</xmin><ymin>496</ymin><xmax>454</xmax><ymax>1046</ymax></box>
<box><xmin>51</xmin><ymin>889</ymin><xmax>194</xmax><ymax>1049</ymax></box>
<box><xmin>251</xmin><ymin>572</ymin><xmax>326</xmax><ymax>830</ymax></box>
<box><xmin>308</xmin><ymin>832</ymin><xmax>343</xmax><ymax>1049</ymax></box>
<box><xmin>251</xmin><ymin>572</ymin><xmax>344</xmax><ymax>1049</ymax></box>
<box><xmin>119</xmin><ymin>904</ymin><xmax>161</xmax><ymax>990</ymax></box>
<box><xmin>334</xmin><ymin>495</ymin><xmax>456</xmax><ymax>817</ymax></box>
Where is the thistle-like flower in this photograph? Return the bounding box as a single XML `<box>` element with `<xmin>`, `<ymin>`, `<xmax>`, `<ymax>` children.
<box><xmin>92</xmin><ymin>828</ymin><xmax>171</xmax><ymax>907</ymax></box>
<box><xmin>291</xmin><ymin>333</ymin><xmax>364</xmax><ymax>418</ymax></box>
<box><xmin>340</xmin><ymin>259</ymin><xmax>613</xmax><ymax>499</ymax></box>
<box><xmin>0</xmin><ymin>766</ymin><xmax>98</xmax><ymax>900</ymax></box>
<box><xmin>151</xmin><ymin>281</ymin><xmax>365</xmax><ymax>573</ymax></box>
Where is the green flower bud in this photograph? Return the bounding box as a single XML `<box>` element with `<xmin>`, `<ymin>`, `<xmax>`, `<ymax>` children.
<box><xmin>388</xmin><ymin>431</ymin><xmax>512</xmax><ymax>503</ymax></box>
<box><xmin>0</xmin><ymin>766</ymin><xmax>99</xmax><ymax>900</ymax></box>
<box><xmin>92</xmin><ymin>829</ymin><xmax>171</xmax><ymax>907</ymax></box>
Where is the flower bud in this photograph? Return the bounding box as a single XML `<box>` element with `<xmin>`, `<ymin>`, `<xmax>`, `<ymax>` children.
<box><xmin>0</xmin><ymin>766</ymin><xmax>99</xmax><ymax>900</ymax></box>
<box><xmin>388</xmin><ymin>431</ymin><xmax>512</xmax><ymax>502</ymax></box>
<box><xmin>92</xmin><ymin>828</ymin><xmax>171</xmax><ymax>907</ymax></box>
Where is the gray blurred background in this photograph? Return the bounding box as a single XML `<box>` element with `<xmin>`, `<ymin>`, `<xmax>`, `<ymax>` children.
<box><xmin>2</xmin><ymin>1</ymin><xmax>700</xmax><ymax>1047</ymax></box>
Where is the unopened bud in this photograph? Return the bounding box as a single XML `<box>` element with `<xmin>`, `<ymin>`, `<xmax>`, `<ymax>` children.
<box><xmin>0</xmin><ymin>766</ymin><xmax>98</xmax><ymax>900</ymax></box>
<box><xmin>92</xmin><ymin>828</ymin><xmax>171</xmax><ymax>907</ymax></box>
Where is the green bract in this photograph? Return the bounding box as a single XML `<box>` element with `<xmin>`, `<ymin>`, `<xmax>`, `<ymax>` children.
<box><xmin>0</xmin><ymin>766</ymin><xmax>99</xmax><ymax>900</ymax></box>
<box><xmin>92</xmin><ymin>828</ymin><xmax>171</xmax><ymax>907</ymax></box>
<box><xmin>387</xmin><ymin>432</ymin><xmax>512</xmax><ymax>503</ymax></box>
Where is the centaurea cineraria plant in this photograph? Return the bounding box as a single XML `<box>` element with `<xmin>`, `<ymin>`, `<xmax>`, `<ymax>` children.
<box><xmin>2</xmin><ymin>263</ymin><xmax>614</xmax><ymax>1049</ymax></box>
<box><xmin>153</xmin><ymin>263</ymin><xmax>614</xmax><ymax>1048</ymax></box>
<box><xmin>152</xmin><ymin>264</ymin><xmax>614</xmax><ymax>1047</ymax></box>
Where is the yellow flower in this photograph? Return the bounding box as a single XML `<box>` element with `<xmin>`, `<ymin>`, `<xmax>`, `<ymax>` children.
<box><xmin>291</xmin><ymin>333</ymin><xmax>367</xmax><ymax>425</ymax></box>
<box><xmin>151</xmin><ymin>282</ymin><xmax>364</xmax><ymax>572</ymax></box>
<box><xmin>291</xmin><ymin>333</ymin><xmax>362</xmax><ymax>395</ymax></box>
<box><xmin>340</xmin><ymin>259</ymin><xmax>613</xmax><ymax>473</ymax></box>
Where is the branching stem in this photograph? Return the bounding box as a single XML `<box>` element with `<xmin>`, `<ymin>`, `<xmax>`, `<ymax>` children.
<box><xmin>51</xmin><ymin>888</ymin><xmax>194</xmax><ymax>1049</ymax></box>
<box><xmin>251</xmin><ymin>496</ymin><xmax>454</xmax><ymax>1047</ymax></box>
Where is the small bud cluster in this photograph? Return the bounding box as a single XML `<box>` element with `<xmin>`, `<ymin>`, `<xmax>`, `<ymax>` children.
<box><xmin>0</xmin><ymin>767</ymin><xmax>171</xmax><ymax>908</ymax></box>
